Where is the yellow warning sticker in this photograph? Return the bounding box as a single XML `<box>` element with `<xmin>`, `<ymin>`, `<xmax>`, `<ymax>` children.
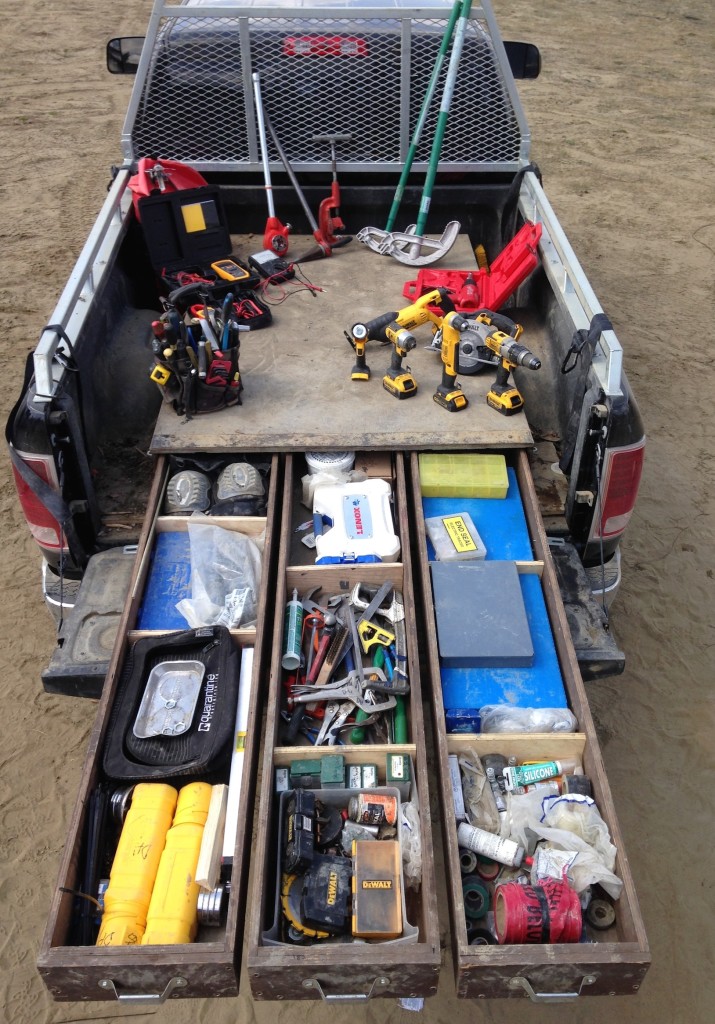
<box><xmin>181</xmin><ymin>201</ymin><xmax>207</xmax><ymax>233</ymax></box>
<box><xmin>442</xmin><ymin>515</ymin><xmax>477</xmax><ymax>553</ymax></box>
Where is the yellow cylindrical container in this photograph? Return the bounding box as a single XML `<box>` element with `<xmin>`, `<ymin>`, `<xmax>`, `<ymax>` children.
<box><xmin>96</xmin><ymin>783</ymin><xmax>178</xmax><ymax>946</ymax></box>
<box><xmin>141</xmin><ymin>781</ymin><xmax>212</xmax><ymax>945</ymax></box>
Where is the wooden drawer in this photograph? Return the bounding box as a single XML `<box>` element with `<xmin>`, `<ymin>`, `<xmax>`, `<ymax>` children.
<box><xmin>37</xmin><ymin>454</ymin><xmax>281</xmax><ymax>1003</ymax></box>
<box><xmin>246</xmin><ymin>452</ymin><xmax>441</xmax><ymax>1002</ymax></box>
<box><xmin>409</xmin><ymin>449</ymin><xmax>651</xmax><ymax>1001</ymax></box>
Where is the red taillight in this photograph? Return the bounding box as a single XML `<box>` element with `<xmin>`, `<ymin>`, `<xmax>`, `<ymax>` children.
<box><xmin>592</xmin><ymin>440</ymin><xmax>645</xmax><ymax>540</ymax></box>
<box><xmin>11</xmin><ymin>450</ymin><xmax>65</xmax><ymax>550</ymax></box>
<box><xmin>283</xmin><ymin>35</ymin><xmax>368</xmax><ymax>57</ymax></box>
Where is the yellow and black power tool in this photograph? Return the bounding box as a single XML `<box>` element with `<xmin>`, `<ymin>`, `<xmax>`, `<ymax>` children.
<box><xmin>346</xmin><ymin>288</ymin><xmax>450</xmax><ymax>397</ymax></box>
<box><xmin>472</xmin><ymin>311</ymin><xmax>541</xmax><ymax>415</ymax></box>
<box><xmin>433</xmin><ymin>310</ymin><xmax>471</xmax><ymax>412</ymax></box>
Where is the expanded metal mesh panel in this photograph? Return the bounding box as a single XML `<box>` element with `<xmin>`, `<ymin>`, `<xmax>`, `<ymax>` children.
<box><xmin>129</xmin><ymin>12</ymin><xmax>525</xmax><ymax>170</ymax></box>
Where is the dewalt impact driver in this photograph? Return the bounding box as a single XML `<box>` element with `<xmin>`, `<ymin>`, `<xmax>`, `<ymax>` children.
<box><xmin>346</xmin><ymin>288</ymin><xmax>451</xmax><ymax>397</ymax></box>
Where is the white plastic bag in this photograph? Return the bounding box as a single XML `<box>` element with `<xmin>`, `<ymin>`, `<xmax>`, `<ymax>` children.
<box><xmin>505</xmin><ymin>790</ymin><xmax>623</xmax><ymax>898</ymax></box>
<box><xmin>479</xmin><ymin>705</ymin><xmax>579</xmax><ymax>733</ymax></box>
<box><xmin>176</xmin><ymin>516</ymin><xmax>264</xmax><ymax>629</ymax></box>
<box><xmin>459</xmin><ymin>751</ymin><xmax>501</xmax><ymax>834</ymax></box>
<box><xmin>301</xmin><ymin>468</ymin><xmax>367</xmax><ymax>509</ymax></box>
<box><xmin>541</xmin><ymin>794</ymin><xmax>618</xmax><ymax>868</ymax></box>
<box><xmin>400</xmin><ymin>801</ymin><xmax>422</xmax><ymax>891</ymax></box>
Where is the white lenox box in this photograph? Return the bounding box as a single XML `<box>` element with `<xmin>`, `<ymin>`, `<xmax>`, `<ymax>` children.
<box><xmin>313</xmin><ymin>479</ymin><xmax>401</xmax><ymax>563</ymax></box>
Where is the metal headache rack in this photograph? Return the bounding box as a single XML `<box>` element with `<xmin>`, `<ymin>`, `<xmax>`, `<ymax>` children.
<box><xmin>122</xmin><ymin>0</ymin><xmax>529</xmax><ymax>173</ymax></box>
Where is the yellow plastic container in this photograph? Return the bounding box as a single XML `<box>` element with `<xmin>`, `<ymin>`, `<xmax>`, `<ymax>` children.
<box><xmin>418</xmin><ymin>453</ymin><xmax>508</xmax><ymax>498</ymax></box>
<box><xmin>141</xmin><ymin>781</ymin><xmax>212</xmax><ymax>945</ymax></box>
<box><xmin>96</xmin><ymin>782</ymin><xmax>178</xmax><ymax>947</ymax></box>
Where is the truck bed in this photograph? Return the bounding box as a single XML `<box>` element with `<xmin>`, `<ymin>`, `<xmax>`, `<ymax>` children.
<box><xmin>150</xmin><ymin>234</ymin><xmax>533</xmax><ymax>454</ymax></box>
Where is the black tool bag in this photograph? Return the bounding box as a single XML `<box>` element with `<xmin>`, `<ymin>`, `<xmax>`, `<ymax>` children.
<box><xmin>103</xmin><ymin>626</ymin><xmax>241</xmax><ymax>781</ymax></box>
<box><xmin>181</xmin><ymin>349</ymin><xmax>243</xmax><ymax>417</ymax></box>
<box><xmin>152</xmin><ymin>341</ymin><xmax>244</xmax><ymax>418</ymax></box>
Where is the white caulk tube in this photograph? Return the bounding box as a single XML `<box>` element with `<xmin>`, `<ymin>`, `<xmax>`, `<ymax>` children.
<box><xmin>502</xmin><ymin>759</ymin><xmax>581</xmax><ymax>792</ymax></box>
<box><xmin>222</xmin><ymin>647</ymin><xmax>254</xmax><ymax>865</ymax></box>
<box><xmin>457</xmin><ymin>822</ymin><xmax>525</xmax><ymax>868</ymax></box>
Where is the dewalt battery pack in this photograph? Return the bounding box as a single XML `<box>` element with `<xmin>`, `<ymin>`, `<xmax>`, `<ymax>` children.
<box><xmin>351</xmin><ymin>840</ymin><xmax>403</xmax><ymax>940</ymax></box>
<box><xmin>301</xmin><ymin>854</ymin><xmax>352</xmax><ymax>934</ymax></box>
<box><xmin>284</xmin><ymin>790</ymin><xmax>315</xmax><ymax>874</ymax></box>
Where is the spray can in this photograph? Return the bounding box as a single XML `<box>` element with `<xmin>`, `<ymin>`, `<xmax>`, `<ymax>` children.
<box><xmin>281</xmin><ymin>588</ymin><xmax>304</xmax><ymax>671</ymax></box>
<box><xmin>96</xmin><ymin>783</ymin><xmax>178</xmax><ymax>946</ymax></box>
<box><xmin>502</xmin><ymin>759</ymin><xmax>581</xmax><ymax>792</ymax></box>
<box><xmin>457</xmin><ymin>822</ymin><xmax>525</xmax><ymax>868</ymax></box>
<box><xmin>141</xmin><ymin>781</ymin><xmax>212</xmax><ymax>945</ymax></box>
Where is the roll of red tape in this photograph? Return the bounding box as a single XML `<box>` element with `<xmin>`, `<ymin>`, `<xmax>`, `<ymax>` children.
<box><xmin>495</xmin><ymin>878</ymin><xmax>582</xmax><ymax>944</ymax></box>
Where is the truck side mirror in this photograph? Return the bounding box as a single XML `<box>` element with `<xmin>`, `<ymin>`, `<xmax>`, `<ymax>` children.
<box><xmin>106</xmin><ymin>36</ymin><xmax>145</xmax><ymax>75</ymax></box>
<box><xmin>503</xmin><ymin>41</ymin><xmax>541</xmax><ymax>79</ymax></box>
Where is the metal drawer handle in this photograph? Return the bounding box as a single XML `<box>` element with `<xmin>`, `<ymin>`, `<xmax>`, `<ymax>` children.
<box><xmin>509</xmin><ymin>975</ymin><xmax>596</xmax><ymax>1002</ymax></box>
<box><xmin>302</xmin><ymin>976</ymin><xmax>390</xmax><ymax>1002</ymax></box>
<box><xmin>98</xmin><ymin>976</ymin><xmax>188</xmax><ymax>1004</ymax></box>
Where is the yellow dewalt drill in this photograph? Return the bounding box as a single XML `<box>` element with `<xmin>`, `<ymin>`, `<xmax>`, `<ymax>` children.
<box><xmin>473</xmin><ymin>311</ymin><xmax>541</xmax><ymax>415</ymax></box>
<box><xmin>433</xmin><ymin>310</ymin><xmax>470</xmax><ymax>412</ymax></box>
<box><xmin>346</xmin><ymin>288</ymin><xmax>450</xmax><ymax>397</ymax></box>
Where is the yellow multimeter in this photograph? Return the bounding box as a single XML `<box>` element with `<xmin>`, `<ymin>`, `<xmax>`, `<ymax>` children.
<box><xmin>210</xmin><ymin>258</ymin><xmax>252</xmax><ymax>283</ymax></box>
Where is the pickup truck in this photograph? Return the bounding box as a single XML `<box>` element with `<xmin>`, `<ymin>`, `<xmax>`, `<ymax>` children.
<box><xmin>6</xmin><ymin>0</ymin><xmax>645</xmax><ymax>697</ymax></box>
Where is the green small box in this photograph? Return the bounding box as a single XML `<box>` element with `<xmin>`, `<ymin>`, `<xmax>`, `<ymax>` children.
<box><xmin>361</xmin><ymin>764</ymin><xmax>379</xmax><ymax>788</ymax></box>
<box><xmin>386</xmin><ymin>754</ymin><xmax>411</xmax><ymax>785</ymax></box>
<box><xmin>290</xmin><ymin>758</ymin><xmax>322</xmax><ymax>788</ymax></box>
<box><xmin>387</xmin><ymin>754</ymin><xmax>411</xmax><ymax>801</ymax></box>
<box><xmin>346</xmin><ymin>764</ymin><xmax>379</xmax><ymax>788</ymax></box>
<box><xmin>418</xmin><ymin>453</ymin><xmax>508</xmax><ymax>498</ymax></box>
<box><xmin>320</xmin><ymin>754</ymin><xmax>346</xmax><ymax>789</ymax></box>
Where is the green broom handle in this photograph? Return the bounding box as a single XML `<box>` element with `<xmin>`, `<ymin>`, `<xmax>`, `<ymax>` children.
<box><xmin>414</xmin><ymin>0</ymin><xmax>474</xmax><ymax>238</ymax></box>
<box><xmin>384</xmin><ymin>0</ymin><xmax>464</xmax><ymax>232</ymax></box>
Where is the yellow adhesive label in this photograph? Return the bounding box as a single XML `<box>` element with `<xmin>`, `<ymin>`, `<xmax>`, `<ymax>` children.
<box><xmin>234</xmin><ymin>730</ymin><xmax>246</xmax><ymax>752</ymax></box>
<box><xmin>181</xmin><ymin>202</ymin><xmax>207</xmax><ymax>233</ymax></box>
<box><xmin>442</xmin><ymin>515</ymin><xmax>477</xmax><ymax>553</ymax></box>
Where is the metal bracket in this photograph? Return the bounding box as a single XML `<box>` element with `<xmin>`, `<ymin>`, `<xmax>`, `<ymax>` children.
<box><xmin>575</xmin><ymin>490</ymin><xmax>595</xmax><ymax>506</ymax></box>
<box><xmin>302</xmin><ymin>976</ymin><xmax>390</xmax><ymax>1002</ymax></box>
<box><xmin>508</xmin><ymin>974</ymin><xmax>596</xmax><ymax>1002</ymax></box>
<box><xmin>97</xmin><ymin>976</ymin><xmax>188</xmax><ymax>1004</ymax></box>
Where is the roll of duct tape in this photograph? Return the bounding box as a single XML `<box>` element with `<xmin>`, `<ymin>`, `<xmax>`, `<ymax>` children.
<box><xmin>462</xmin><ymin>876</ymin><xmax>490</xmax><ymax>920</ymax></box>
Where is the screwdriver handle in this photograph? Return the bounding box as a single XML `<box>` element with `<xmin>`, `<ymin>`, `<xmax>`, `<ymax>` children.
<box><xmin>350</xmin><ymin>707</ymin><xmax>370</xmax><ymax>745</ymax></box>
<box><xmin>393</xmin><ymin>694</ymin><xmax>408</xmax><ymax>744</ymax></box>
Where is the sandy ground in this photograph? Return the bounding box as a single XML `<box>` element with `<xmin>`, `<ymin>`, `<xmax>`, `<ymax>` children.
<box><xmin>1</xmin><ymin>0</ymin><xmax>714</xmax><ymax>1021</ymax></box>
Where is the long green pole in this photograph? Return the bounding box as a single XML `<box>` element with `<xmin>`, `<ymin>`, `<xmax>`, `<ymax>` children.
<box><xmin>412</xmin><ymin>0</ymin><xmax>474</xmax><ymax>239</ymax></box>
<box><xmin>384</xmin><ymin>0</ymin><xmax>464</xmax><ymax>232</ymax></box>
